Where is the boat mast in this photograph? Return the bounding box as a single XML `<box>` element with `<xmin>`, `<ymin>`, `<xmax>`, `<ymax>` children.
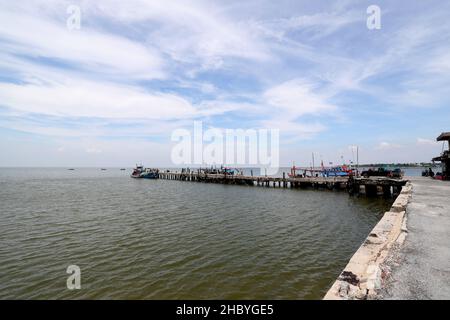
<box><xmin>356</xmin><ymin>146</ymin><xmax>359</xmax><ymax>176</ymax></box>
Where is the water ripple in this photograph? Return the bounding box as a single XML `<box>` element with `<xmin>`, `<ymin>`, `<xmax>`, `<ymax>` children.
<box><xmin>0</xmin><ymin>168</ymin><xmax>391</xmax><ymax>299</ymax></box>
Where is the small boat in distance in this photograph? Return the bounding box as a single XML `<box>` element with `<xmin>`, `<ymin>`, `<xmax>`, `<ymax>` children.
<box><xmin>101</xmin><ymin>168</ymin><xmax>107</xmax><ymax>171</ymax></box>
<box><xmin>120</xmin><ymin>168</ymin><xmax>126</xmax><ymax>171</ymax></box>
<box><xmin>68</xmin><ymin>168</ymin><xmax>75</xmax><ymax>171</ymax></box>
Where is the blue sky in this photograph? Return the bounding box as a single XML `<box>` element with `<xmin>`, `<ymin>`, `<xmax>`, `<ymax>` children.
<box><xmin>0</xmin><ymin>0</ymin><xmax>449</xmax><ymax>167</ymax></box>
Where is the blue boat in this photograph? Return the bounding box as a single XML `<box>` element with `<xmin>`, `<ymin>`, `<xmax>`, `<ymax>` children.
<box><xmin>141</xmin><ymin>169</ymin><xmax>159</xmax><ymax>179</ymax></box>
<box><xmin>289</xmin><ymin>165</ymin><xmax>354</xmax><ymax>178</ymax></box>
<box><xmin>321</xmin><ymin>166</ymin><xmax>353</xmax><ymax>177</ymax></box>
<box><xmin>131</xmin><ymin>165</ymin><xmax>159</xmax><ymax>179</ymax></box>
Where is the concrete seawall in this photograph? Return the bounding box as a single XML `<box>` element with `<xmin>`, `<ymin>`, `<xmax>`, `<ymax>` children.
<box><xmin>324</xmin><ymin>181</ymin><xmax>412</xmax><ymax>300</ymax></box>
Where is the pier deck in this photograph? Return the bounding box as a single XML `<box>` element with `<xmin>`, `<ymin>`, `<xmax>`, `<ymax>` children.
<box><xmin>157</xmin><ymin>171</ymin><xmax>407</xmax><ymax>196</ymax></box>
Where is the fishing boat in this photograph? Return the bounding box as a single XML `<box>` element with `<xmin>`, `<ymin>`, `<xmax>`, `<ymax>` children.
<box><xmin>321</xmin><ymin>165</ymin><xmax>353</xmax><ymax>177</ymax></box>
<box><xmin>288</xmin><ymin>166</ymin><xmax>317</xmax><ymax>178</ymax></box>
<box><xmin>198</xmin><ymin>166</ymin><xmax>239</xmax><ymax>175</ymax></box>
<box><xmin>131</xmin><ymin>165</ymin><xmax>144</xmax><ymax>178</ymax></box>
<box><xmin>130</xmin><ymin>165</ymin><xmax>159</xmax><ymax>179</ymax></box>
<box><xmin>289</xmin><ymin>165</ymin><xmax>354</xmax><ymax>178</ymax></box>
<box><xmin>141</xmin><ymin>168</ymin><xmax>159</xmax><ymax>179</ymax></box>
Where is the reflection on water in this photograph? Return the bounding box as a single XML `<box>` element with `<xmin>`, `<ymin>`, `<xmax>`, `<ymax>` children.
<box><xmin>0</xmin><ymin>168</ymin><xmax>393</xmax><ymax>299</ymax></box>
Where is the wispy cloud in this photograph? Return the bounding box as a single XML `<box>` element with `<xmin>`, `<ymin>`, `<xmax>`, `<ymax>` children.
<box><xmin>264</xmin><ymin>79</ymin><xmax>337</xmax><ymax>117</ymax></box>
<box><xmin>376</xmin><ymin>142</ymin><xmax>402</xmax><ymax>150</ymax></box>
<box><xmin>417</xmin><ymin>138</ymin><xmax>438</xmax><ymax>146</ymax></box>
<box><xmin>0</xmin><ymin>81</ymin><xmax>198</xmax><ymax>119</ymax></box>
<box><xmin>0</xmin><ymin>6</ymin><xmax>165</xmax><ymax>79</ymax></box>
<box><xmin>1</xmin><ymin>0</ymin><xmax>450</xmax><ymax>165</ymax></box>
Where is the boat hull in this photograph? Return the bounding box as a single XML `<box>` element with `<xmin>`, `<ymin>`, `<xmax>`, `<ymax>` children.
<box><xmin>141</xmin><ymin>173</ymin><xmax>159</xmax><ymax>179</ymax></box>
<box><xmin>130</xmin><ymin>172</ymin><xmax>159</xmax><ymax>179</ymax></box>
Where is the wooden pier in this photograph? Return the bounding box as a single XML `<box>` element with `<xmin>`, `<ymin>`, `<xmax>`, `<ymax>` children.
<box><xmin>157</xmin><ymin>171</ymin><xmax>407</xmax><ymax>197</ymax></box>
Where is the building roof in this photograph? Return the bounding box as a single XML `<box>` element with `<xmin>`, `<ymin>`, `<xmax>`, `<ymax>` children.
<box><xmin>437</xmin><ymin>132</ymin><xmax>450</xmax><ymax>141</ymax></box>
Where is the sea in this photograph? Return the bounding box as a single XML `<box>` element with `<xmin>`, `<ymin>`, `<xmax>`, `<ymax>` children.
<box><xmin>0</xmin><ymin>167</ymin><xmax>417</xmax><ymax>299</ymax></box>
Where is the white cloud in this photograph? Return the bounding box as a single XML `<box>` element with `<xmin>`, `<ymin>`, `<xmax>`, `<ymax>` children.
<box><xmin>261</xmin><ymin>119</ymin><xmax>326</xmax><ymax>140</ymax></box>
<box><xmin>426</xmin><ymin>52</ymin><xmax>450</xmax><ymax>74</ymax></box>
<box><xmin>87</xmin><ymin>0</ymin><xmax>271</xmax><ymax>68</ymax></box>
<box><xmin>376</xmin><ymin>142</ymin><xmax>402</xmax><ymax>150</ymax></box>
<box><xmin>264</xmin><ymin>79</ymin><xmax>337</xmax><ymax>117</ymax></box>
<box><xmin>0</xmin><ymin>7</ymin><xmax>165</xmax><ymax>79</ymax></box>
<box><xmin>251</xmin><ymin>10</ymin><xmax>362</xmax><ymax>42</ymax></box>
<box><xmin>0</xmin><ymin>81</ymin><xmax>197</xmax><ymax>120</ymax></box>
<box><xmin>85</xmin><ymin>147</ymin><xmax>102</xmax><ymax>154</ymax></box>
<box><xmin>2</xmin><ymin>0</ymin><xmax>450</xmax><ymax>166</ymax></box>
<box><xmin>0</xmin><ymin>114</ymin><xmax>193</xmax><ymax>138</ymax></box>
<box><xmin>417</xmin><ymin>138</ymin><xmax>438</xmax><ymax>146</ymax></box>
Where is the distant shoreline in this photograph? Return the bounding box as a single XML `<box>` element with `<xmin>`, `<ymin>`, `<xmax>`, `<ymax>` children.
<box><xmin>0</xmin><ymin>164</ymin><xmax>439</xmax><ymax>169</ymax></box>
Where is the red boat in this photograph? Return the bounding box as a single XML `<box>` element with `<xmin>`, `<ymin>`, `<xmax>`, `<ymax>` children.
<box><xmin>131</xmin><ymin>165</ymin><xmax>144</xmax><ymax>178</ymax></box>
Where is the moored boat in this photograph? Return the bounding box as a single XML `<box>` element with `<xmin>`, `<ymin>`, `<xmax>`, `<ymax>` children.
<box><xmin>321</xmin><ymin>165</ymin><xmax>353</xmax><ymax>177</ymax></box>
<box><xmin>289</xmin><ymin>165</ymin><xmax>354</xmax><ymax>178</ymax></box>
<box><xmin>131</xmin><ymin>165</ymin><xmax>144</xmax><ymax>178</ymax></box>
<box><xmin>141</xmin><ymin>168</ymin><xmax>159</xmax><ymax>179</ymax></box>
<box><xmin>130</xmin><ymin>165</ymin><xmax>159</xmax><ymax>179</ymax></box>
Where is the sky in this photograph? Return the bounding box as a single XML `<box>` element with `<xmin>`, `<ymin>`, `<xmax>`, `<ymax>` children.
<box><xmin>0</xmin><ymin>0</ymin><xmax>449</xmax><ymax>167</ymax></box>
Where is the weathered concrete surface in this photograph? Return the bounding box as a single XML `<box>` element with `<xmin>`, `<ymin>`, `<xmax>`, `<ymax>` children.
<box><xmin>324</xmin><ymin>182</ymin><xmax>411</xmax><ymax>300</ymax></box>
<box><xmin>381</xmin><ymin>177</ymin><xmax>450</xmax><ymax>300</ymax></box>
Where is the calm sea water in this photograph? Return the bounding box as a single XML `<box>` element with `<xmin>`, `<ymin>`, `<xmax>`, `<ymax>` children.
<box><xmin>0</xmin><ymin>168</ymin><xmax>393</xmax><ymax>299</ymax></box>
